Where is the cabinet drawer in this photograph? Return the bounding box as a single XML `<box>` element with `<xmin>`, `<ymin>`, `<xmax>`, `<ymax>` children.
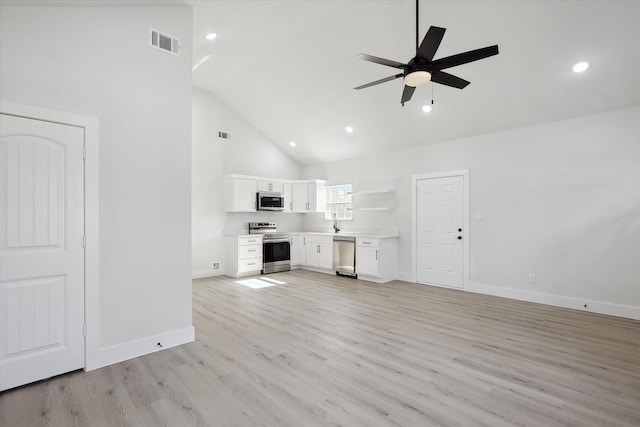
<box><xmin>238</xmin><ymin>257</ymin><xmax>262</xmax><ymax>273</ymax></box>
<box><xmin>239</xmin><ymin>236</ymin><xmax>261</xmax><ymax>245</ymax></box>
<box><xmin>357</xmin><ymin>238</ymin><xmax>379</xmax><ymax>248</ymax></box>
<box><xmin>239</xmin><ymin>244</ymin><xmax>262</xmax><ymax>259</ymax></box>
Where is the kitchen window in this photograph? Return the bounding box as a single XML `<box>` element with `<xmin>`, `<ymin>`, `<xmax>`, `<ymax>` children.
<box><xmin>325</xmin><ymin>184</ymin><xmax>352</xmax><ymax>220</ymax></box>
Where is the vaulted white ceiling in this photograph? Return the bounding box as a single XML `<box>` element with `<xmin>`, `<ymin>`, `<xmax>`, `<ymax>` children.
<box><xmin>189</xmin><ymin>0</ymin><xmax>640</xmax><ymax>165</ymax></box>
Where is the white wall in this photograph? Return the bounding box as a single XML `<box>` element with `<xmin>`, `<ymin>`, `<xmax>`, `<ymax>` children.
<box><xmin>192</xmin><ymin>88</ymin><xmax>302</xmax><ymax>277</ymax></box>
<box><xmin>303</xmin><ymin>106</ymin><xmax>640</xmax><ymax>317</ymax></box>
<box><xmin>0</xmin><ymin>5</ymin><xmax>194</xmax><ymax>367</ymax></box>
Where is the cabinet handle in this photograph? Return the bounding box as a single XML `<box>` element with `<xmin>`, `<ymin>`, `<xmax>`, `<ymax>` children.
<box><xmin>376</xmin><ymin>250</ymin><xmax>378</xmax><ymax>260</ymax></box>
<box><xmin>317</xmin><ymin>245</ymin><xmax>320</xmax><ymax>253</ymax></box>
<box><xmin>363</xmin><ymin>242</ymin><xmax>371</xmax><ymax>245</ymax></box>
<box><xmin>248</xmin><ymin>262</ymin><xmax>255</xmax><ymax>266</ymax></box>
<box><xmin>303</xmin><ymin>237</ymin><xmax>306</xmax><ymax>245</ymax></box>
<box><xmin>248</xmin><ymin>249</ymin><xmax>255</xmax><ymax>252</ymax></box>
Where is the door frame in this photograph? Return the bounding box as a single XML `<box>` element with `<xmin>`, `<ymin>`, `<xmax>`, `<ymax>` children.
<box><xmin>0</xmin><ymin>100</ymin><xmax>99</xmax><ymax>371</ymax></box>
<box><xmin>411</xmin><ymin>170</ymin><xmax>469</xmax><ymax>289</ymax></box>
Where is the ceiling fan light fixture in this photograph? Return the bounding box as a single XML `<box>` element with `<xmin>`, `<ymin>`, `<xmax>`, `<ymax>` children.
<box><xmin>405</xmin><ymin>71</ymin><xmax>432</xmax><ymax>87</ymax></box>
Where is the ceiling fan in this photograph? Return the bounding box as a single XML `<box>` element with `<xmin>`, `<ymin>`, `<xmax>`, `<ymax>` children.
<box><xmin>354</xmin><ymin>0</ymin><xmax>499</xmax><ymax>106</ymax></box>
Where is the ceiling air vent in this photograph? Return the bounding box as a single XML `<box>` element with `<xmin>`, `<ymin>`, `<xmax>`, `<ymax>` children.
<box><xmin>218</xmin><ymin>131</ymin><xmax>231</xmax><ymax>140</ymax></box>
<box><xmin>149</xmin><ymin>28</ymin><xmax>181</xmax><ymax>57</ymax></box>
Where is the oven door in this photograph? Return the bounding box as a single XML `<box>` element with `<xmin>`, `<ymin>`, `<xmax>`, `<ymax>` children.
<box><xmin>262</xmin><ymin>239</ymin><xmax>291</xmax><ymax>273</ymax></box>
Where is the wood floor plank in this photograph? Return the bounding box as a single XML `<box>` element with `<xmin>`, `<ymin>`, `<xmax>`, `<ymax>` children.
<box><xmin>1</xmin><ymin>270</ymin><xmax>638</xmax><ymax>426</ymax></box>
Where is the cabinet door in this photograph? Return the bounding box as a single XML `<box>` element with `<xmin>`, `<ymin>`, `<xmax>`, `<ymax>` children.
<box><xmin>229</xmin><ymin>178</ymin><xmax>257</xmax><ymax>212</ymax></box>
<box><xmin>290</xmin><ymin>235</ymin><xmax>299</xmax><ymax>265</ymax></box>
<box><xmin>257</xmin><ymin>180</ymin><xmax>283</xmax><ymax>193</ymax></box>
<box><xmin>307</xmin><ymin>182</ymin><xmax>317</xmax><ymax>212</ymax></box>
<box><xmin>317</xmin><ymin>242</ymin><xmax>333</xmax><ymax>269</ymax></box>
<box><xmin>299</xmin><ymin>234</ymin><xmax>307</xmax><ymax>265</ymax></box>
<box><xmin>305</xmin><ymin>241</ymin><xmax>319</xmax><ymax>266</ymax></box>
<box><xmin>356</xmin><ymin>246</ymin><xmax>379</xmax><ymax>277</ymax></box>
<box><xmin>282</xmin><ymin>183</ymin><xmax>293</xmax><ymax>212</ymax></box>
<box><xmin>292</xmin><ymin>182</ymin><xmax>309</xmax><ymax>212</ymax></box>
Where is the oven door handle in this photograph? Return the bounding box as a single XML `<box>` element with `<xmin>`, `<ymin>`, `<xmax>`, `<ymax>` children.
<box><xmin>263</xmin><ymin>238</ymin><xmax>291</xmax><ymax>244</ymax></box>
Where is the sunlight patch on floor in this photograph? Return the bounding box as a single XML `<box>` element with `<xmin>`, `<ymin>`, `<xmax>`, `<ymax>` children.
<box><xmin>234</xmin><ymin>277</ymin><xmax>286</xmax><ymax>289</ymax></box>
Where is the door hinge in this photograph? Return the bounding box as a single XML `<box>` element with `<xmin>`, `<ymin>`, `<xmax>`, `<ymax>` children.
<box><xmin>83</xmin><ymin>324</ymin><xmax>87</xmax><ymax>336</ymax></box>
<box><xmin>83</xmin><ymin>235</ymin><xmax>86</xmax><ymax>248</ymax></box>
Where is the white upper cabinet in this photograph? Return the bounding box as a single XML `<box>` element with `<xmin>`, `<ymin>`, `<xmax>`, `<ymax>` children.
<box><xmin>225</xmin><ymin>174</ymin><xmax>325</xmax><ymax>213</ymax></box>
<box><xmin>257</xmin><ymin>180</ymin><xmax>283</xmax><ymax>193</ymax></box>
<box><xmin>282</xmin><ymin>182</ymin><xmax>293</xmax><ymax>212</ymax></box>
<box><xmin>291</xmin><ymin>182</ymin><xmax>309</xmax><ymax>212</ymax></box>
<box><xmin>291</xmin><ymin>180</ymin><xmax>326</xmax><ymax>213</ymax></box>
<box><xmin>225</xmin><ymin>176</ymin><xmax>257</xmax><ymax>212</ymax></box>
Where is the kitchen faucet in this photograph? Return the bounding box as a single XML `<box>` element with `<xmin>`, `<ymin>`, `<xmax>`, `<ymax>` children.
<box><xmin>333</xmin><ymin>213</ymin><xmax>340</xmax><ymax>233</ymax></box>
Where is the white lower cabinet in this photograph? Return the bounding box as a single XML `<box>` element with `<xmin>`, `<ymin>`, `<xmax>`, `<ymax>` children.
<box><xmin>301</xmin><ymin>234</ymin><xmax>333</xmax><ymax>270</ymax></box>
<box><xmin>290</xmin><ymin>233</ymin><xmax>300</xmax><ymax>266</ymax></box>
<box><xmin>356</xmin><ymin>238</ymin><xmax>397</xmax><ymax>283</ymax></box>
<box><xmin>225</xmin><ymin>235</ymin><xmax>262</xmax><ymax>277</ymax></box>
<box><xmin>356</xmin><ymin>246</ymin><xmax>379</xmax><ymax>277</ymax></box>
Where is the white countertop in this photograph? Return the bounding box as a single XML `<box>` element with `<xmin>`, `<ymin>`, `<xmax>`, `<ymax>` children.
<box><xmin>294</xmin><ymin>231</ymin><xmax>399</xmax><ymax>239</ymax></box>
<box><xmin>225</xmin><ymin>231</ymin><xmax>399</xmax><ymax>239</ymax></box>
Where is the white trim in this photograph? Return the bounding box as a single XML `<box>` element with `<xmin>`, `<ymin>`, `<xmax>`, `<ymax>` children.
<box><xmin>192</xmin><ymin>269</ymin><xmax>224</xmax><ymax>279</ymax></box>
<box><xmin>411</xmin><ymin>170</ymin><xmax>470</xmax><ymax>289</ymax></box>
<box><xmin>86</xmin><ymin>326</ymin><xmax>195</xmax><ymax>371</ymax></box>
<box><xmin>0</xmin><ymin>100</ymin><xmax>100</xmax><ymax>372</ymax></box>
<box><xmin>467</xmin><ymin>282</ymin><xmax>640</xmax><ymax>320</ymax></box>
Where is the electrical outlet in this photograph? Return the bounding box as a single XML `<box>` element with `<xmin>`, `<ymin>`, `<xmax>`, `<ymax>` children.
<box><xmin>212</xmin><ymin>262</ymin><xmax>220</xmax><ymax>270</ymax></box>
<box><xmin>528</xmin><ymin>273</ymin><xmax>536</xmax><ymax>284</ymax></box>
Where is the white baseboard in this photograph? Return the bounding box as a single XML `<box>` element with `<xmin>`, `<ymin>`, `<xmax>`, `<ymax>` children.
<box><xmin>192</xmin><ymin>269</ymin><xmax>224</xmax><ymax>279</ymax></box>
<box><xmin>85</xmin><ymin>325</ymin><xmax>195</xmax><ymax>371</ymax></box>
<box><xmin>467</xmin><ymin>282</ymin><xmax>640</xmax><ymax>320</ymax></box>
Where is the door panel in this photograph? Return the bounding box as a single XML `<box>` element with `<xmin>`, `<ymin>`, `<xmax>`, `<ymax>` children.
<box><xmin>0</xmin><ymin>114</ymin><xmax>85</xmax><ymax>391</ymax></box>
<box><xmin>416</xmin><ymin>176</ymin><xmax>464</xmax><ymax>288</ymax></box>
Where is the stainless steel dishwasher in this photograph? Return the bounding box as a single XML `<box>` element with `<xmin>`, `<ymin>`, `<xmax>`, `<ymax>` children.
<box><xmin>333</xmin><ymin>235</ymin><xmax>357</xmax><ymax>277</ymax></box>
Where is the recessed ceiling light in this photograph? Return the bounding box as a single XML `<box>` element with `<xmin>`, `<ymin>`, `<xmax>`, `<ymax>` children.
<box><xmin>289</xmin><ymin>141</ymin><xmax>296</xmax><ymax>147</ymax></box>
<box><xmin>205</xmin><ymin>32</ymin><xmax>217</xmax><ymax>41</ymax></box>
<box><xmin>345</xmin><ymin>126</ymin><xmax>354</xmax><ymax>134</ymax></box>
<box><xmin>572</xmin><ymin>61</ymin><xmax>589</xmax><ymax>73</ymax></box>
<box><xmin>421</xmin><ymin>105</ymin><xmax>432</xmax><ymax>113</ymax></box>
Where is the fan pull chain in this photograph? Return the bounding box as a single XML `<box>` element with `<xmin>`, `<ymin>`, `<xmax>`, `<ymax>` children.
<box><xmin>431</xmin><ymin>82</ymin><xmax>434</xmax><ymax>105</ymax></box>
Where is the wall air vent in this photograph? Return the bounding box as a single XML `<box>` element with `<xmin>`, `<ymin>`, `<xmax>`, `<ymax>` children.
<box><xmin>149</xmin><ymin>28</ymin><xmax>181</xmax><ymax>57</ymax></box>
<box><xmin>218</xmin><ymin>131</ymin><xmax>232</xmax><ymax>140</ymax></box>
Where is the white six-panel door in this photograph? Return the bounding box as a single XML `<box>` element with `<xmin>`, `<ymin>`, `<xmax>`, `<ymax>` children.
<box><xmin>0</xmin><ymin>114</ymin><xmax>85</xmax><ymax>391</ymax></box>
<box><xmin>416</xmin><ymin>175</ymin><xmax>464</xmax><ymax>288</ymax></box>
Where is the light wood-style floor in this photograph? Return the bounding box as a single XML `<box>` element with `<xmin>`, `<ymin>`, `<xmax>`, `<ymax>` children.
<box><xmin>1</xmin><ymin>270</ymin><xmax>639</xmax><ymax>426</ymax></box>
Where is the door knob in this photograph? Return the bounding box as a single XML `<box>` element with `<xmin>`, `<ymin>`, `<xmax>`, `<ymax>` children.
<box><xmin>457</xmin><ymin>236</ymin><xmax>462</xmax><ymax>240</ymax></box>
<box><xmin>458</xmin><ymin>228</ymin><xmax>462</xmax><ymax>232</ymax></box>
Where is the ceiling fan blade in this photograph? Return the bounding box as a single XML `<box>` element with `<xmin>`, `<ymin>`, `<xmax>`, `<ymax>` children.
<box><xmin>417</xmin><ymin>26</ymin><xmax>446</xmax><ymax>61</ymax></box>
<box><xmin>431</xmin><ymin>71</ymin><xmax>470</xmax><ymax>89</ymax></box>
<box><xmin>432</xmin><ymin>45</ymin><xmax>499</xmax><ymax>70</ymax></box>
<box><xmin>401</xmin><ymin>85</ymin><xmax>416</xmax><ymax>104</ymax></box>
<box><xmin>354</xmin><ymin>73</ymin><xmax>403</xmax><ymax>90</ymax></box>
<box><xmin>356</xmin><ymin>53</ymin><xmax>406</xmax><ymax>69</ymax></box>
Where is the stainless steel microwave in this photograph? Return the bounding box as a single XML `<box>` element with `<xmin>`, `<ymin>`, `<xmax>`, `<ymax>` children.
<box><xmin>257</xmin><ymin>191</ymin><xmax>284</xmax><ymax>211</ymax></box>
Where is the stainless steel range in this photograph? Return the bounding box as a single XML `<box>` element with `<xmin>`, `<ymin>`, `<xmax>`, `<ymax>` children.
<box><xmin>248</xmin><ymin>222</ymin><xmax>291</xmax><ymax>274</ymax></box>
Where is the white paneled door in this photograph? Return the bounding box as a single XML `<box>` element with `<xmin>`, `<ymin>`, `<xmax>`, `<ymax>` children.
<box><xmin>416</xmin><ymin>176</ymin><xmax>464</xmax><ymax>288</ymax></box>
<box><xmin>0</xmin><ymin>114</ymin><xmax>85</xmax><ymax>391</ymax></box>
